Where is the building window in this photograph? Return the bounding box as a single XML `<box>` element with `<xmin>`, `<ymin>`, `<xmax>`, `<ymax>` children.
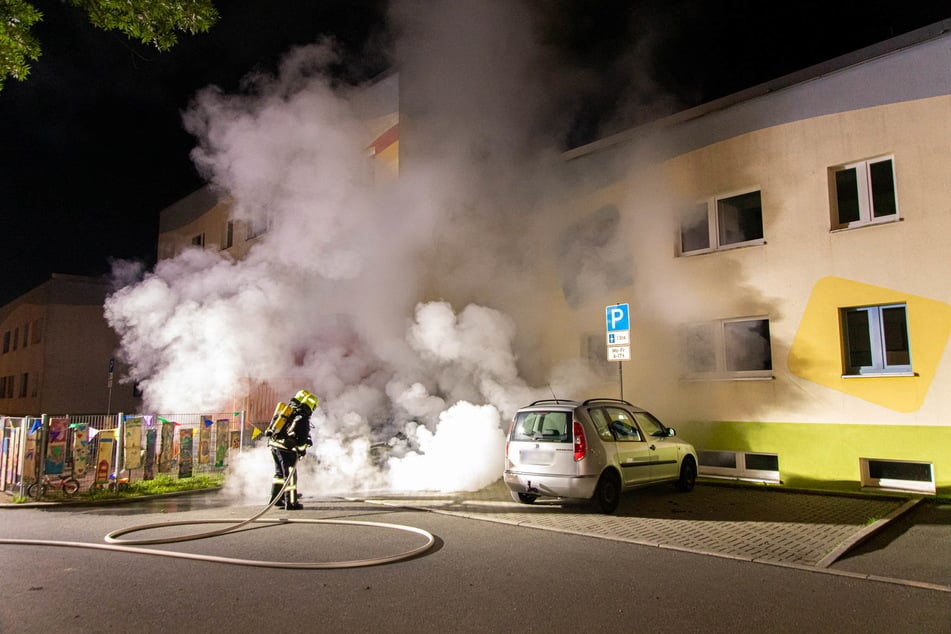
<box><xmin>19</xmin><ymin>373</ymin><xmax>28</xmax><ymax>398</ymax></box>
<box><xmin>247</xmin><ymin>215</ymin><xmax>272</xmax><ymax>240</ymax></box>
<box><xmin>680</xmin><ymin>189</ymin><xmax>764</xmax><ymax>255</ymax></box>
<box><xmin>22</xmin><ymin>323</ymin><xmax>29</xmax><ymax>348</ymax></box>
<box><xmin>222</xmin><ymin>221</ymin><xmax>234</xmax><ymax>249</ymax></box>
<box><xmin>31</xmin><ymin>318</ymin><xmax>43</xmax><ymax>344</ymax></box>
<box><xmin>682</xmin><ymin>317</ymin><xmax>773</xmax><ymax>379</ymax></box>
<box><xmin>2</xmin><ymin>331</ymin><xmax>8</xmax><ymax>354</ymax></box>
<box><xmin>699</xmin><ymin>450</ymin><xmax>780</xmax><ymax>483</ymax></box>
<box><xmin>830</xmin><ymin>157</ymin><xmax>898</xmax><ymax>230</ymax></box>
<box><xmin>191</xmin><ymin>233</ymin><xmax>205</xmax><ymax>247</ymax></box>
<box><xmin>11</xmin><ymin>327</ymin><xmax>17</xmax><ymax>351</ymax></box>
<box><xmin>841</xmin><ymin>304</ymin><xmax>911</xmax><ymax>375</ymax></box>
<box><xmin>558</xmin><ymin>204</ymin><xmax>633</xmax><ymax>306</ymax></box>
<box><xmin>860</xmin><ymin>458</ymin><xmax>934</xmax><ymax>494</ymax></box>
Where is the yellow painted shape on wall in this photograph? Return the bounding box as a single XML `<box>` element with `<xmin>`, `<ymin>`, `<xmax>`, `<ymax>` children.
<box><xmin>788</xmin><ymin>276</ymin><xmax>951</xmax><ymax>412</ymax></box>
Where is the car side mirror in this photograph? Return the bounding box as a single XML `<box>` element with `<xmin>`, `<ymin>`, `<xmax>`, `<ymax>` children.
<box><xmin>667</xmin><ymin>428</ymin><xmax>676</xmax><ymax>437</ymax></box>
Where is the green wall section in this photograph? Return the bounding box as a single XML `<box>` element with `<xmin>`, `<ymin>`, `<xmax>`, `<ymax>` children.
<box><xmin>680</xmin><ymin>420</ymin><xmax>950</xmax><ymax>496</ymax></box>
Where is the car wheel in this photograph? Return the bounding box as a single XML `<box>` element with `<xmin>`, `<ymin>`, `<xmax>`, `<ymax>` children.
<box><xmin>592</xmin><ymin>471</ymin><xmax>621</xmax><ymax>514</ymax></box>
<box><xmin>676</xmin><ymin>456</ymin><xmax>697</xmax><ymax>492</ymax></box>
<box><xmin>510</xmin><ymin>490</ymin><xmax>538</xmax><ymax>504</ymax></box>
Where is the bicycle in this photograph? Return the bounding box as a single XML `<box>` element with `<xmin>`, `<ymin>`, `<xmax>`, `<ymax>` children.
<box><xmin>27</xmin><ymin>473</ymin><xmax>81</xmax><ymax>498</ymax></box>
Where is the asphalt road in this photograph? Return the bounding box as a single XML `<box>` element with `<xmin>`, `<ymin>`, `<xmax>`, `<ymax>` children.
<box><xmin>0</xmin><ymin>493</ymin><xmax>948</xmax><ymax>633</ymax></box>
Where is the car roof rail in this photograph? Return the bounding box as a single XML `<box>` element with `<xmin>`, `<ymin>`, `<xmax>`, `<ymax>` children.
<box><xmin>581</xmin><ymin>397</ymin><xmax>635</xmax><ymax>407</ymax></box>
<box><xmin>528</xmin><ymin>399</ymin><xmax>577</xmax><ymax>406</ymax></box>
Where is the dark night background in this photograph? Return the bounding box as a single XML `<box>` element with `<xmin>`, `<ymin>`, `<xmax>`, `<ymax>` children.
<box><xmin>1</xmin><ymin>0</ymin><xmax>948</xmax><ymax>305</ymax></box>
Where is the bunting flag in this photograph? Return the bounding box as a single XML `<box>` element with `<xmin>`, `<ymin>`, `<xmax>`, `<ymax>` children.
<box><xmin>203</xmin><ymin>417</ymin><xmax>214</xmax><ymax>427</ymax></box>
<box><xmin>251</xmin><ymin>427</ymin><xmax>263</xmax><ymax>440</ymax></box>
<box><xmin>88</xmin><ymin>427</ymin><xmax>100</xmax><ymax>439</ymax></box>
<box><xmin>144</xmin><ymin>415</ymin><xmax>154</xmax><ymax>427</ymax></box>
<box><xmin>158</xmin><ymin>417</ymin><xmax>169</xmax><ymax>424</ymax></box>
<box><xmin>29</xmin><ymin>419</ymin><xmax>42</xmax><ymax>434</ymax></box>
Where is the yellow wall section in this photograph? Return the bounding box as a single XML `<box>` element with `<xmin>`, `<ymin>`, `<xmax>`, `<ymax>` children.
<box><xmin>684</xmin><ymin>420</ymin><xmax>951</xmax><ymax>495</ymax></box>
<box><xmin>789</xmin><ymin>276</ymin><xmax>951</xmax><ymax>412</ymax></box>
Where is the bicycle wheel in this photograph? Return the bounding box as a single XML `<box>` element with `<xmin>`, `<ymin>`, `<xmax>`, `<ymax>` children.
<box><xmin>62</xmin><ymin>478</ymin><xmax>80</xmax><ymax>496</ymax></box>
<box><xmin>27</xmin><ymin>482</ymin><xmax>46</xmax><ymax>499</ymax></box>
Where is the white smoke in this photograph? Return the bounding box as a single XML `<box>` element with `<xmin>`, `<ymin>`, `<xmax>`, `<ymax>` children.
<box><xmin>105</xmin><ymin>4</ymin><xmax>602</xmax><ymax>499</ymax></box>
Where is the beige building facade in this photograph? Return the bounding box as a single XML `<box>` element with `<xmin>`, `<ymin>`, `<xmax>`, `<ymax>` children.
<box><xmin>539</xmin><ymin>21</ymin><xmax>951</xmax><ymax>495</ymax></box>
<box><xmin>0</xmin><ymin>274</ymin><xmax>141</xmax><ymax>416</ymax></box>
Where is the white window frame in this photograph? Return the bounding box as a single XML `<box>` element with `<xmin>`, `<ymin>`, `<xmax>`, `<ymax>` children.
<box><xmin>830</xmin><ymin>156</ymin><xmax>899</xmax><ymax>230</ymax></box>
<box><xmin>679</xmin><ymin>188</ymin><xmax>765</xmax><ymax>255</ymax></box>
<box><xmin>698</xmin><ymin>450</ymin><xmax>780</xmax><ymax>483</ymax></box>
<box><xmin>681</xmin><ymin>316</ymin><xmax>773</xmax><ymax>381</ymax></box>
<box><xmin>860</xmin><ymin>458</ymin><xmax>934</xmax><ymax>494</ymax></box>
<box><xmin>841</xmin><ymin>303</ymin><xmax>912</xmax><ymax>376</ymax></box>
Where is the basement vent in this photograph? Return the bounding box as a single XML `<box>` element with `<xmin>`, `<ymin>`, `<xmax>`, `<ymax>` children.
<box><xmin>698</xmin><ymin>450</ymin><xmax>779</xmax><ymax>483</ymax></box>
<box><xmin>861</xmin><ymin>458</ymin><xmax>935</xmax><ymax>494</ymax></box>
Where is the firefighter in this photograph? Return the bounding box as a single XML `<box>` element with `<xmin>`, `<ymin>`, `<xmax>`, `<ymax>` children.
<box><xmin>266</xmin><ymin>389</ymin><xmax>317</xmax><ymax>510</ymax></box>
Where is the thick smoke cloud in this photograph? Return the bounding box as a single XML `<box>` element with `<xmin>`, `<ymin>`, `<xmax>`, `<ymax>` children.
<box><xmin>105</xmin><ymin>2</ymin><xmax>602</xmax><ymax>499</ymax></box>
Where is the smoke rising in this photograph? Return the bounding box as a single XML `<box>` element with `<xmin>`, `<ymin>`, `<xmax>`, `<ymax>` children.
<box><xmin>104</xmin><ymin>2</ymin><xmax>614</xmax><ymax>499</ymax></box>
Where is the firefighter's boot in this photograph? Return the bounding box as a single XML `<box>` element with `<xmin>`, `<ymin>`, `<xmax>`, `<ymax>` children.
<box><xmin>270</xmin><ymin>481</ymin><xmax>285</xmax><ymax>508</ymax></box>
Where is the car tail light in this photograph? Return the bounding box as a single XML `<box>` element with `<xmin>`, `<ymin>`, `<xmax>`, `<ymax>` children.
<box><xmin>573</xmin><ymin>420</ymin><xmax>586</xmax><ymax>461</ymax></box>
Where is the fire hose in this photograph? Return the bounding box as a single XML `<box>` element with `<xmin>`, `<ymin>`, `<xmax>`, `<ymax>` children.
<box><xmin>0</xmin><ymin>467</ymin><xmax>436</xmax><ymax>569</ymax></box>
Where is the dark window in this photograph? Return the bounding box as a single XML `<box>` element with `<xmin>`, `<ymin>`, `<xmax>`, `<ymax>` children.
<box><xmin>745</xmin><ymin>453</ymin><xmax>779</xmax><ymax>471</ymax></box>
<box><xmin>842</xmin><ymin>304</ymin><xmax>911</xmax><ymax>374</ymax></box>
<box><xmin>680</xmin><ymin>203</ymin><xmax>710</xmax><ymax>253</ymax></box>
<box><xmin>724</xmin><ymin>319</ymin><xmax>772</xmax><ymax>372</ymax></box>
<box><xmin>868</xmin><ymin>459</ymin><xmax>931</xmax><ymax>482</ymax></box>
<box><xmin>831</xmin><ymin>157</ymin><xmax>898</xmax><ymax>229</ymax></box>
<box><xmin>717</xmin><ymin>191</ymin><xmax>763</xmax><ymax>246</ymax></box>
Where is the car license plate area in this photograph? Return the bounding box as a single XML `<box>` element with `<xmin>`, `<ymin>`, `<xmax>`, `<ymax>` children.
<box><xmin>520</xmin><ymin>450</ymin><xmax>553</xmax><ymax>465</ymax></box>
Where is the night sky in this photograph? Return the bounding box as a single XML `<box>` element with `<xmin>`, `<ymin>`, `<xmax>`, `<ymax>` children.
<box><xmin>1</xmin><ymin>0</ymin><xmax>948</xmax><ymax>305</ymax></box>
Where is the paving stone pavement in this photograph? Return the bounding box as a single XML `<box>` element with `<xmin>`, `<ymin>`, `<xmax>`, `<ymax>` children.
<box><xmin>364</xmin><ymin>480</ymin><xmax>905</xmax><ymax>568</ymax></box>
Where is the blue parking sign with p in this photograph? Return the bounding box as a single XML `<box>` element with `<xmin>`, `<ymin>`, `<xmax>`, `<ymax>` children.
<box><xmin>605</xmin><ymin>303</ymin><xmax>629</xmax><ymax>332</ymax></box>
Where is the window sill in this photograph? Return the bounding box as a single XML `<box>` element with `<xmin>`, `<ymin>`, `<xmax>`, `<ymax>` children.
<box><xmin>679</xmin><ymin>240</ymin><xmax>766</xmax><ymax>257</ymax></box>
<box><xmin>830</xmin><ymin>217</ymin><xmax>902</xmax><ymax>233</ymax></box>
<box><xmin>841</xmin><ymin>371</ymin><xmax>916</xmax><ymax>378</ymax></box>
<box><xmin>681</xmin><ymin>374</ymin><xmax>775</xmax><ymax>382</ymax></box>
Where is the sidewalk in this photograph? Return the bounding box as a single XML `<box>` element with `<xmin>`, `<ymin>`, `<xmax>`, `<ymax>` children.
<box><xmin>363</xmin><ymin>480</ymin><xmax>951</xmax><ymax>592</ymax></box>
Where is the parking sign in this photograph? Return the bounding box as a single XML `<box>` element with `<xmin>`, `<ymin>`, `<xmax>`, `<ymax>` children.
<box><xmin>605</xmin><ymin>304</ymin><xmax>629</xmax><ymax>332</ymax></box>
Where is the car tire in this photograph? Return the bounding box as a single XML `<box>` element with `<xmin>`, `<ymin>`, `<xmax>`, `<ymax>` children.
<box><xmin>592</xmin><ymin>471</ymin><xmax>621</xmax><ymax>514</ymax></box>
<box><xmin>510</xmin><ymin>490</ymin><xmax>538</xmax><ymax>504</ymax></box>
<box><xmin>676</xmin><ymin>456</ymin><xmax>697</xmax><ymax>492</ymax></box>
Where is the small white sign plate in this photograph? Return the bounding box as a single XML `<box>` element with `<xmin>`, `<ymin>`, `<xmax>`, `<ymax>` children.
<box><xmin>606</xmin><ymin>330</ymin><xmax>630</xmax><ymax>346</ymax></box>
<box><xmin>607</xmin><ymin>345</ymin><xmax>631</xmax><ymax>362</ymax></box>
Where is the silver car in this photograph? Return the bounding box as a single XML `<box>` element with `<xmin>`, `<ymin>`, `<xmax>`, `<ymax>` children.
<box><xmin>503</xmin><ymin>398</ymin><xmax>698</xmax><ymax>513</ymax></box>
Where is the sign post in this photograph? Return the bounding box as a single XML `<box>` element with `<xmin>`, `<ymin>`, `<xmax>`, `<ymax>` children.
<box><xmin>605</xmin><ymin>303</ymin><xmax>630</xmax><ymax>400</ymax></box>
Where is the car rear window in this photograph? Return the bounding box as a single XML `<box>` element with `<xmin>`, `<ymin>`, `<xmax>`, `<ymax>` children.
<box><xmin>512</xmin><ymin>411</ymin><xmax>571</xmax><ymax>442</ymax></box>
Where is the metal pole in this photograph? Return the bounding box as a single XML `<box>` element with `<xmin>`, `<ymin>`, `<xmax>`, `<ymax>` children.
<box><xmin>16</xmin><ymin>418</ymin><xmax>28</xmax><ymax>498</ymax></box>
<box><xmin>115</xmin><ymin>412</ymin><xmax>125</xmax><ymax>480</ymax></box>
<box><xmin>618</xmin><ymin>362</ymin><xmax>623</xmax><ymax>401</ymax></box>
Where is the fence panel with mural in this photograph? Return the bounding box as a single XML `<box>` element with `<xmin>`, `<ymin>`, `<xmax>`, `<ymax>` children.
<box><xmin>1</xmin><ymin>411</ymin><xmax>250</xmax><ymax>497</ymax></box>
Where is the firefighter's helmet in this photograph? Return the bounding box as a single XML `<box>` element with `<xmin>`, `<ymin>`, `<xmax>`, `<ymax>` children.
<box><xmin>293</xmin><ymin>389</ymin><xmax>318</xmax><ymax>412</ymax></box>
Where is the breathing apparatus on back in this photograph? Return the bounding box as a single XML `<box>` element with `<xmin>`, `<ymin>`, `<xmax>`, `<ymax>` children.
<box><xmin>266</xmin><ymin>389</ymin><xmax>318</xmax><ymax>441</ymax></box>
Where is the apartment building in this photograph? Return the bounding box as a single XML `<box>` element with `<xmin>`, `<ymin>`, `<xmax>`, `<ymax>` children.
<box><xmin>0</xmin><ymin>274</ymin><xmax>141</xmax><ymax>415</ymax></box>
<box><xmin>154</xmin><ymin>24</ymin><xmax>950</xmax><ymax>495</ymax></box>
<box><xmin>539</xmin><ymin>20</ymin><xmax>951</xmax><ymax>495</ymax></box>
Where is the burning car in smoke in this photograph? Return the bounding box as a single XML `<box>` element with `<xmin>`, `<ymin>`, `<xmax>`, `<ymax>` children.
<box><xmin>504</xmin><ymin>398</ymin><xmax>698</xmax><ymax>513</ymax></box>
